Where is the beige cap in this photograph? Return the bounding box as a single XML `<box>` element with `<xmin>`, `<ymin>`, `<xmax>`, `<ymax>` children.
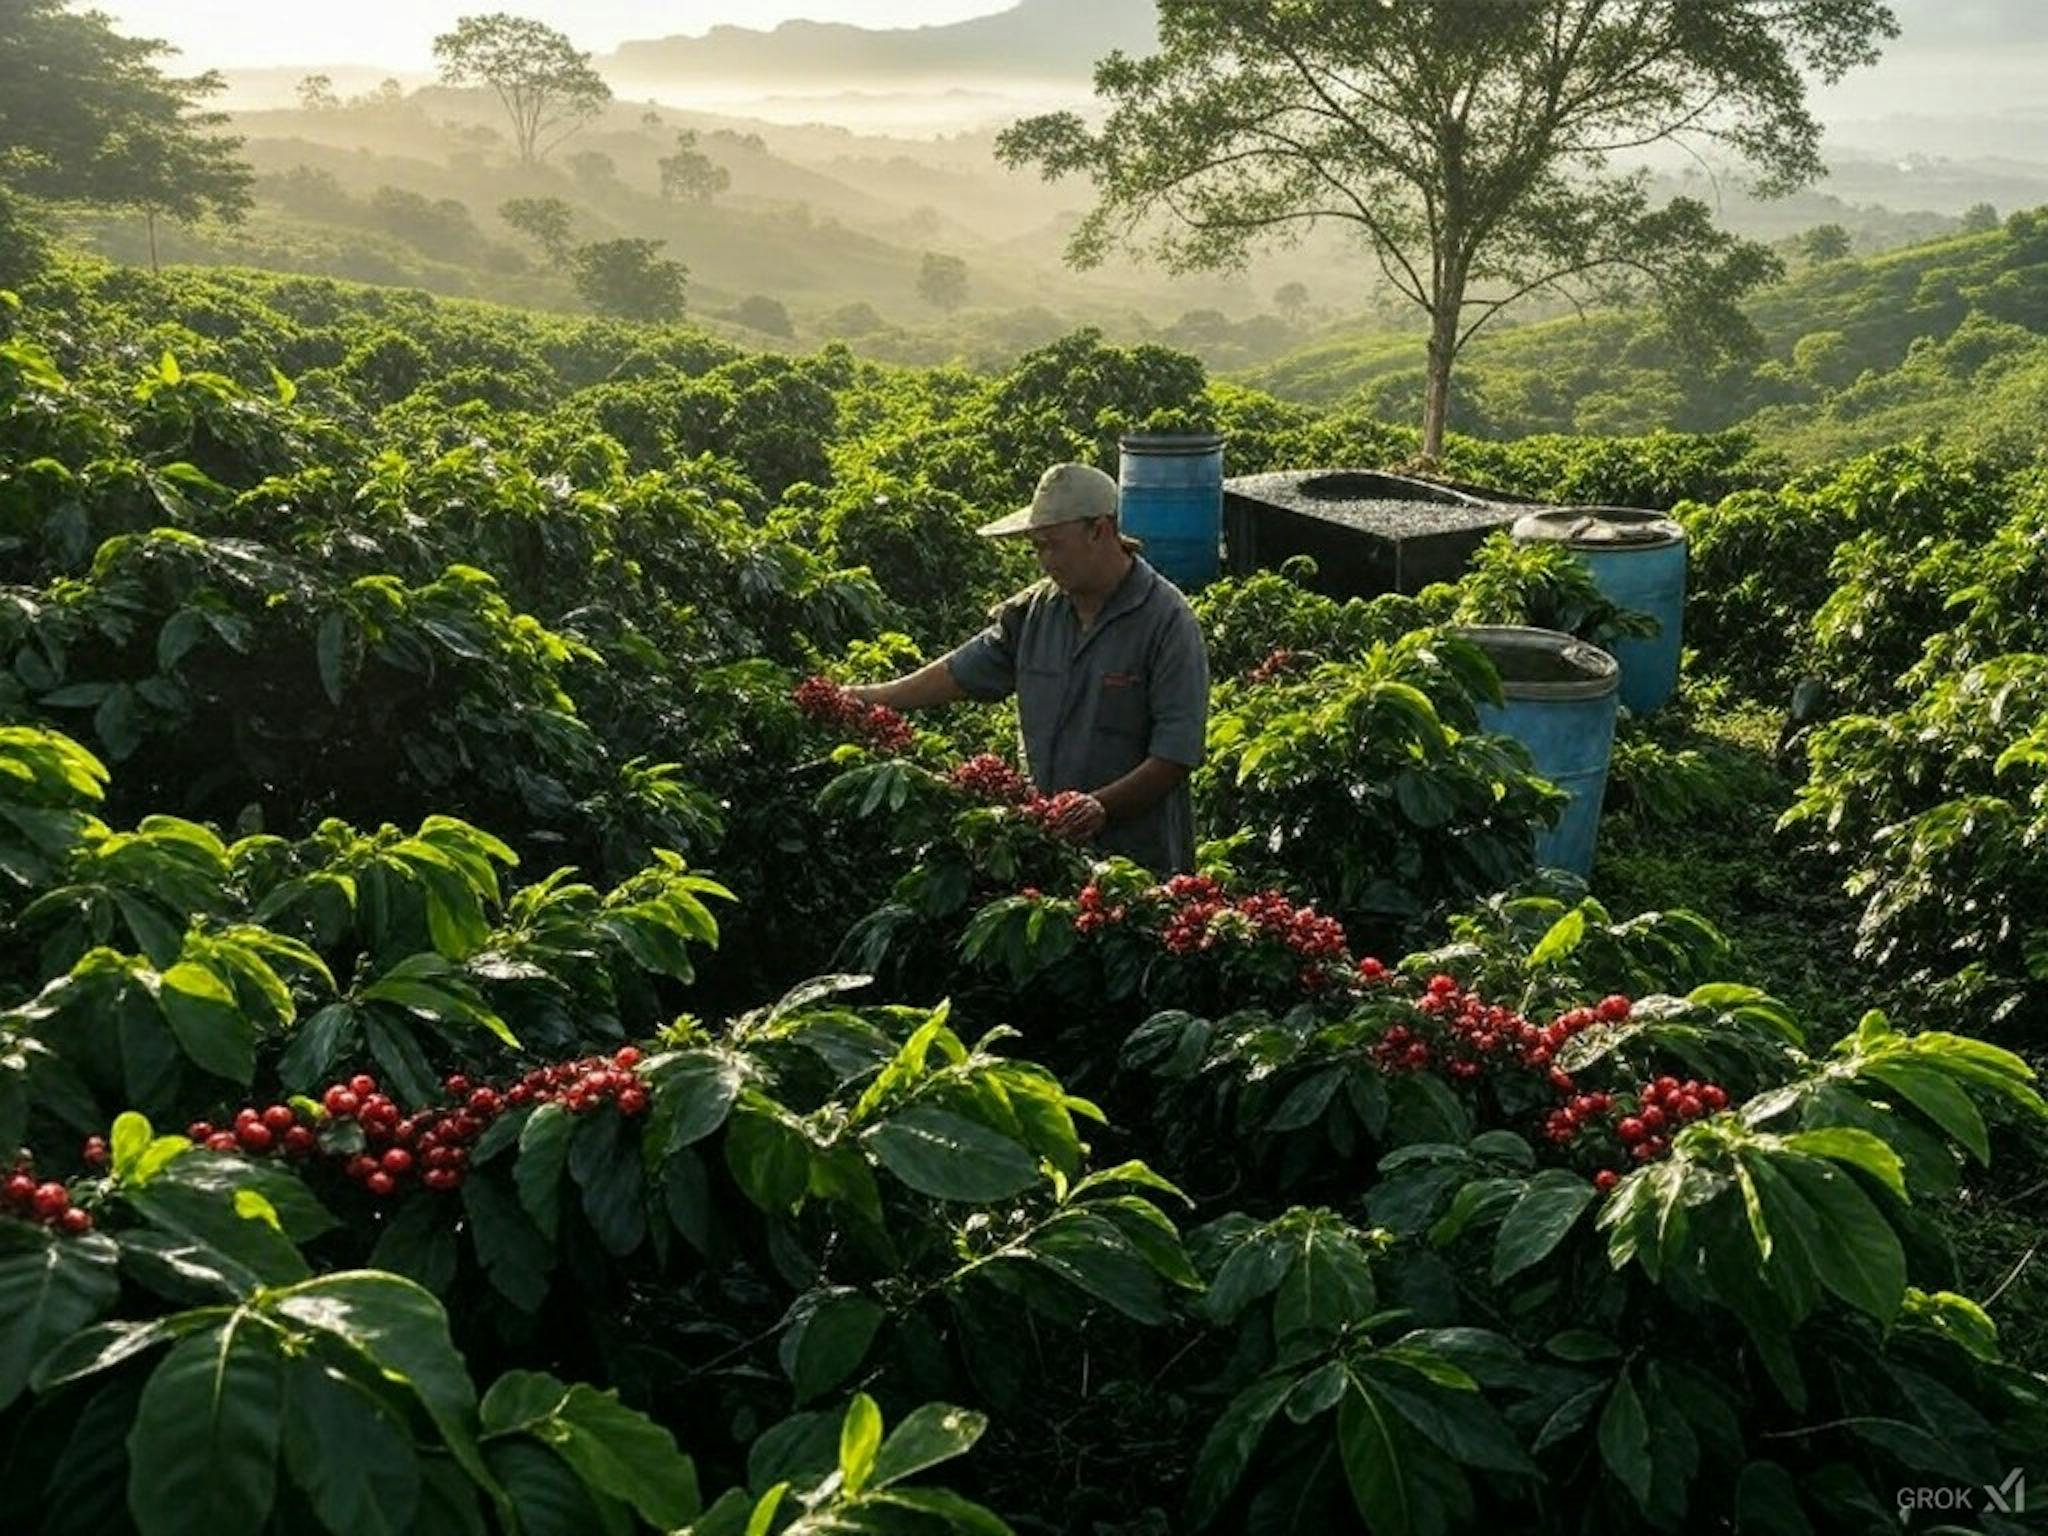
<box><xmin>977</xmin><ymin>462</ymin><xmax>1119</xmax><ymax>538</ymax></box>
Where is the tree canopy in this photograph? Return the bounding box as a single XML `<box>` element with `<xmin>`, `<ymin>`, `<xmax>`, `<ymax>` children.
<box><xmin>999</xmin><ymin>0</ymin><xmax>1899</xmax><ymax>456</ymax></box>
<box><xmin>658</xmin><ymin>131</ymin><xmax>731</xmax><ymax>202</ymax></box>
<box><xmin>0</xmin><ymin>0</ymin><xmax>250</xmax><ymax>258</ymax></box>
<box><xmin>432</xmin><ymin>13</ymin><xmax>612</xmax><ymax>166</ymax></box>
<box><xmin>572</xmin><ymin>237</ymin><xmax>687</xmax><ymax>321</ymax></box>
<box><xmin>917</xmin><ymin>252</ymin><xmax>970</xmax><ymax>313</ymax></box>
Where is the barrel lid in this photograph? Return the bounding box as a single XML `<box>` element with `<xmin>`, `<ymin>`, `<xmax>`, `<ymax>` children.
<box><xmin>1512</xmin><ymin>506</ymin><xmax>1684</xmax><ymax>550</ymax></box>
<box><xmin>1120</xmin><ymin>432</ymin><xmax>1225</xmax><ymax>454</ymax></box>
<box><xmin>1447</xmin><ymin>624</ymin><xmax>1619</xmax><ymax>701</ymax></box>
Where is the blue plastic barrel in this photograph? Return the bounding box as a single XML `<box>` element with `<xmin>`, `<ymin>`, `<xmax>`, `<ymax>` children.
<box><xmin>1453</xmin><ymin>625</ymin><xmax>1621</xmax><ymax>878</ymax></box>
<box><xmin>1120</xmin><ymin>433</ymin><xmax>1224</xmax><ymax>590</ymax></box>
<box><xmin>1512</xmin><ymin>507</ymin><xmax>1687</xmax><ymax>714</ymax></box>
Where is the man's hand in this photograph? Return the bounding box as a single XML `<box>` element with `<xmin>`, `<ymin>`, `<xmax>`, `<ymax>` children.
<box><xmin>1048</xmin><ymin>792</ymin><xmax>1107</xmax><ymax>844</ymax></box>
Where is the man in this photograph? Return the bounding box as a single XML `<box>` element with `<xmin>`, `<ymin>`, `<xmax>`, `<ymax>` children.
<box><xmin>848</xmin><ymin>462</ymin><xmax>1211</xmax><ymax>874</ymax></box>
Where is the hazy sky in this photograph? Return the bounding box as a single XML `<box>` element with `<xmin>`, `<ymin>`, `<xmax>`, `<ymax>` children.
<box><xmin>99</xmin><ymin>2</ymin><xmax>1013</xmax><ymax>70</ymax></box>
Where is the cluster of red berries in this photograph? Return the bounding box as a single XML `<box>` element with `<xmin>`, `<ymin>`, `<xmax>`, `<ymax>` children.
<box><xmin>1247</xmin><ymin>648</ymin><xmax>1300</xmax><ymax>685</ymax></box>
<box><xmin>186</xmin><ymin>1102</ymin><xmax>320</xmax><ymax>1159</ymax></box>
<box><xmin>2</xmin><ymin>1155</ymin><xmax>92</xmax><ymax>1234</ymax></box>
<box><xmin>187</xmin><ymin>1049</ymin><xmax>651</xmax><ymax>1202</ymax></box>
<box><xmin>317</xmin><ymin>1072</ymin><xmax>494</xmax><ymax>1198</ymax></box>
<box><xmin>1156</xmin><ymin>885</ymin><xmax>1349</xmax><ymax>962</ymax></box>
<box><xmin>1402</xmin><ymin>980</ymin><xmax>1631</xmax><ymax>1080</ymax></box>
<box><xmin>1073</xmin><ymin>880</ymin><xmax>1131</xmax><ymax>936</ymax></box>
<box><xmin>1565</xmin><ymin>1074</ymin><xmax>1731</xmax><ymax>1189</ymax></box>
<box><xmin>505</xmin><ymin>1049</ymin><xmax>651</xmax><ymax>1118</ymax></box>
<box><xmin>950</xmin><ymin>753</ymin><xmax>1031</xmax><ymax>805</ymax></box>
<box><xmin>793</xmin><ymin>676</ymin><xmax>913</xmax><ymax>754</ymax></box>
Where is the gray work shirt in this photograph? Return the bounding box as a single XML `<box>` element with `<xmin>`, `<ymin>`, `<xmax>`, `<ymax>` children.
<box><xmin>944</xmin><ymin>557</ymin><xmax>1210</xmax><ymax>874</ymax></box>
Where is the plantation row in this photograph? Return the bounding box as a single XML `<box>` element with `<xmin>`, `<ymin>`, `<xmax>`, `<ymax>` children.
<box><xmin>0</xmin><ymin>260</ymin><xmax>2043</xmax><ymax>1534</ymax></box>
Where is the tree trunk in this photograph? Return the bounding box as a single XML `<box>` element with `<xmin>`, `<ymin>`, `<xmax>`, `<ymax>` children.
<box><xmin>145</xmin><ymin>208</ymin><xmax>159</xmax><ymax>276</ymax></box>
<box><xmin>1420</xmin><ymin>297</ymin><xmax>1460</xmax><ymax>462</ymax></box>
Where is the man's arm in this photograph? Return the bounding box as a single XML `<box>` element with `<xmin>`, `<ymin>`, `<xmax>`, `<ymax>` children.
<box><xmin>846</xmin><ymin>659</ymin><xmax>968</xmax><ymax>712</ymax></box>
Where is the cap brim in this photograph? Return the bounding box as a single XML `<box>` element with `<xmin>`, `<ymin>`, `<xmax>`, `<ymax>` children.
<box><xmin>976</xmin><ymin>506</ymin><xmax>1037</xmax><ymax>538</ymax></box>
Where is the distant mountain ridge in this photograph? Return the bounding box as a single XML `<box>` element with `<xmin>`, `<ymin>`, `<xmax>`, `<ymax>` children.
<box><xmin>606</xmin><ymin>0</ymin><xmax>1158</xmax><ymax>85</ymax></box>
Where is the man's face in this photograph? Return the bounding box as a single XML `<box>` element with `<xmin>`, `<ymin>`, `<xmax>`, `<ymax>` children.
<box><xmin>1028</xmin><ymin>518</ymin><xmax>1103</xmax><ymax>590</ymax></box>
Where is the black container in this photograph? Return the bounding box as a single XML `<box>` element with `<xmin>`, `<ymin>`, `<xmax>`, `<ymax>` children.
<box><xmin>1222</xmin><ymin>469</ymin><xmax>1525</xmax><ymax>596</ymax></box>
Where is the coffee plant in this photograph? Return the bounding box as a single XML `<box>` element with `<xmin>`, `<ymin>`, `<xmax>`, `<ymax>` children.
<box><xmin>1</xmin><ymin>257</ymin><xmax>2043</xmax><ymax>1536</ymax></box>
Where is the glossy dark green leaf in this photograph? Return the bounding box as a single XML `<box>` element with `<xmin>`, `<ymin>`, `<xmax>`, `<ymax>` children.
<box><xmin>462</xmin><ymin>1175</ymin><xmax>553</xmax><ymax>1313</ymax></box>
<box><xmin>155</xmin><ymin>961</ymin><xmax>253</xmax><ymax>1084</ymax></box>
<box><xmin>516</xmin><ymin>1101</ymin><xmax>574</xmax><ymax>1241</ymax></box>
<box><xmin>282</xmin><ymin>1356</ymin><xmax>421</xmax><ymax>1536</ymax></box>
<box><xmin>648</xmin><ymin>1049</ymin><xmax>744</xmax><ymax>1154</ymax></box>
<box><xmin>779</xmin><ymin>1287</ymin><xmax>886</xmax><ymax>1405</ymax></box>
<box><xmin>270</xmin><ymin>1271</ymin><xmax>492</xmax><ymax>1498</ymax></box>
<box><xmin>569</xmin><ymin>1110</ymin><xmax>646</xmax><ymax>1256</ymax></box>
<box><xmin>725</xmin><ymin>1098</ymin><xmax>813</xmax><ymax>1214</ymax></box>
<box><xmin>1337</xmin><ymin>1382</ymin><xmax>1412</xmax><ymax>1536</ymax></box>
<box><xmin>0</xmin><ymin>1231</ymin><xmax>122</xmax><ymax>1407</ymax></box>
<box><xmin>865</xmin><ymin>1105</ymin><xmax>1039</xmax><ymax>1203</ymax></box>
<box><xmin>869</xmin><ymin>1402</ymin><xmax>988</xmax><ymax>1489</ymax></box>
<box><xmin>1019</xmin><ymin>1210</ymin><xmax>1169</xmax><ymax>1323</ymax></box>
<box><xmin>1597</xmin><ymin>1369</ymin><xmax>1653</xmax><ymax>1513</ymax></box>
<box><xmin>1491</xmin><ymin>1170</ymin><xmax>1598</xmax><ymax>1284</ymax></box>
<box><xmin>1186</xmin><ymin>1375</ymin><xmax>1293</xmax><ymax>1529</ymax></box>
<box><xmin>126</xmin><ymin>1318</ymin><xmax>284</xmax><ymax>1536</ymax></box>
<box><xmin>368</xmin><ymin>1195</ymin><xmax>459</xmax><ymax>1294</ymax></box>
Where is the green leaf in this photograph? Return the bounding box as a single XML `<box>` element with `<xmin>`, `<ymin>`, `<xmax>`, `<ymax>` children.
<box><xmin>865</xmin><ymin>1105</ymin><xmax>1039</xmax><ymax>1203</ymax></box>
<box><xmin>871</xmin><ymin>1402</ymin><xmax>988</xmax><ymax>1489</ymax></box>
<box><xmin>0</xmin><ymin>1231</ymin><xmax>121</xmax><ymax>1409</ymax></box>
<box><xmin>1361</xmin><ymin>1361</ymin><xmax>1533</xmax><ymax>1476</ymax></box>
<box><xmin>647</xmin><ymin>1049</ymin><xmax>743</xmax><ymax>1153</ymax></box>
<box><xmin>743</xmin><ymin>1484</ymin><xmax>787</xmax><ymax>1536</ymax></box>
<box><xmin>360</xmin><ymin>1010</ymin><xmax>443</xmax><ymax>1109</ymax></box>
<box><xmin>31</xmin><ymin>1316</ymin><xmax>190</xmax><ymax>1392</ymax></box>
<box><xmin>156</xmin><ymin>961</ymin><xmax>254</xmax><ymax>1084</ymax></box>
<box><xmin>779</xmin><ymin>1287</ymin><xmax>886</xmax><ymax>1405</ymax></box>
<box><xmin>1185</xmin><ymin>1375</ymin><xmax>1293</xmax><ymax>1528</ymax></box>
<box><xmin>1543</xmin><ymin>1330</ymin><xmax>1620</xmax><ymax>1363</ymax></box>
<box><xmin>316</xmin><ymin>611</ymin><xmax>349</xmax><ymax>706</ymax></box>
<box><xmin>1528</xmin><ymin>907</ymin><xmax>1587</xmax><ymax>968</ymax></box>
<box><xmin>516</xmin><ymin>1102</ymin><xmax>574</xmax><ymax>1241</ymax></box>
<box><xmin>1492</xmin><ymin>1170</ymin><xmax>1598</xmax><ymax>1284</ymax></box>
<box><xmin>126</xmin><ymin>1317</ymin><xmax>283</xmax><ymax>1536</ymax></box>
<box><xmin>1597</xmin><ymin>1368</ymin><xmax>1653</xmax><ymax>1514</ymax></box>
<box><xmin>1285</xmin><ymin>1361</ymin><xmax>1350</xmax><ymax>1424</ymax></box>
<box><xmin>368</xmin><ymin>1196</ymin><xmax>458</xmax><ymax>1294</ymax></box>
<box><xmin>1862</xmin><ymin>1062</ymin><xmax>1990</xmax><ymax>1164</ymax></box>
<box><xmin>461</xmin><ymin>1176</ymin><xmax>552</xmax><ymax>1314</ymax></box>
<box><xmin>1775</xmin><ymin>1154</ymin><xmax>1907</xmax><ymax>1324</ymax></box>
<box><xmin>279</xmin><ymin>1002</ymin><xmax>356</xmax><ymax>1093</ymax></box>
<box><xmin>541</xmin><ymin>1381</ymin><xmax>700</xmax><ymax>1530</ymax></box>
<box><xmin>110</xmin><ymin>1111</ymin><xmax>153</xmax><ymax>1180</ymax></box>
<box><xmin>569</xmin><ymin>1110</ymin><xmax>646</xmax><ymax>1257</ymax></box>
<box><xmin>839</xmin><ymin>1392</ymin><xmax>883</xmax><ymax>1496</ymax></box>
<box><xmin>270</xmin><ymin>1271</ymin><xmax>495</xmax><ymax>1503</ymax></box>
<box><xmin>488</xmin><ymin>1438</ymin><xmax>624</xmax><ymax>1536</ymax></box>
<box><xmin>1781</xmin><ymin>1127</ymin><xmax>1908</xmax><ymax>1202</ymax></box>
<box><xmin>283</xmin><ymin>1356</ymin><xmax>421</xmax><ymax>1536</ymax></box>
<box><xmin>1735</xmin><ymin>1460</ymin><xmax>1815</xmax><ymax>1535</ymax></box>
<box><xmin>1337</xmin><ymin>1382</ymin><xmax>1412</xmax><ymax>1536</ymax></box>
<box><xmin>870</xmin><ymin>1487</ymin><xmax>1014</xmax><ymax>1536</ymax></box>
<box><xmin>1019</xmin><ymin>1209</ymin><xmax>1169</xmax><ymax>1323</ymax></box>
<box><xmin>724</xmin><ymin>1099</ymin><xmax>812</xmax><ymax>1214</ymax></box>
<box><xmin>1274</xmin><ymin>1224</ymin><xmax>1377</xmax><ymax>1349</ymax></box>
